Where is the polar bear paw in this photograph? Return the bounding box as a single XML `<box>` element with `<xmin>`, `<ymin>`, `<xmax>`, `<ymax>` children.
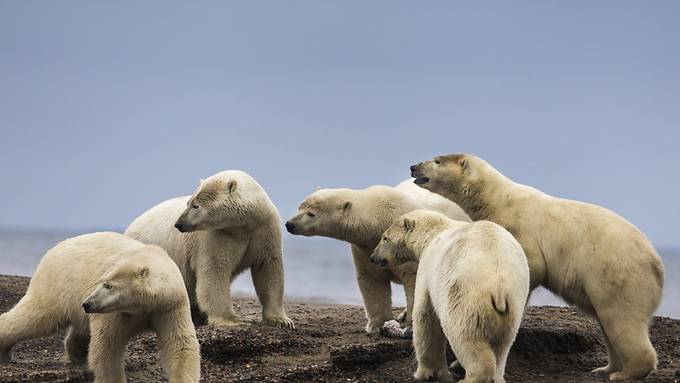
<box><xmin>264</xmin><ymin>314</ymin><xmax>295</xmax><ymax>329</ymax></box>
<box><xmin>608</xmin><ymin>371</ymin><xmax>638</xmax><ymax>382</ymax></box>
<box><xmin>208</xmin><ymin>316</ymin><xmax>247</xmax><ymax>328</ymax></box>
<box><xmin>591</xmin><ymin>364</ymin><xmax>620</xmax><ymax>376</ymax></box>
<box><xmin>414</xmin><ymin>366</ymin><xmax>454</xmax><ymax>383</ymax></box>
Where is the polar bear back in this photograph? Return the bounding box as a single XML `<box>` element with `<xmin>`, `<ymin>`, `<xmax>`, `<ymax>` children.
<box><xmin>125</xmin><ymin>196</ymin><xmax>209</xmax><ymax>302</ymax></box>
<box><xmin>126</xmin><ymin>197</ymin><xmax>195</xmax><ymax>269</ymax></box>
<box><xmin>420</xmin><ymin>221</ymin><xmax>529</xmax><ymax>325</ymax></box>
<box><xmin>26</xmin><ymin>232</ymin><xmax>148</xmax><ymax>324</ymax></box>
<box><xmin>395</xmin><ymin>179</ymin><xmax>470</xmax><ymax>222</ymax></box>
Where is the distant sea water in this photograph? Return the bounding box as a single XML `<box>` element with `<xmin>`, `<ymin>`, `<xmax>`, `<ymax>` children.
<box><xmin>1</xmin><ymin>229</ymin><xmax>678</xmax><ymax>319</ymax></box>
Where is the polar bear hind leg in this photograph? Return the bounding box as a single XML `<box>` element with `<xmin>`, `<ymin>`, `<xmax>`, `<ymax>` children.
<box><xmin>442</xmin><ymin>318</ymin><xmax>496</xmax><ymax>383</ymax></box>
<box><xmin>0</xmin><ymin>295</ymin><xmax>62</xmax><ymax>363</ymax></box>
<box><xmin>597</xmin><ymin>307</ymin><xmax>656</xmax><ymax>381</ymax></box>
<box><xmin>64</xmin><ymin>324</ymin><xmax>90</xmax><ymax>364</ymax></box>
<box><xmin>591</xmin><ymin>318</ymin><xmax>623</xmax><ymax>375</ymax></box>
<box><xmin>412</xmin><ymin>293</ymin><xmax>452</xmax><ymax>382</ymax></box>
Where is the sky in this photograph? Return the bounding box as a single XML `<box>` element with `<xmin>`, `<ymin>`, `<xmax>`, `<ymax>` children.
<box><xmin>0</xmin><ymin>1</ymin><xmax>678</xmax><ymax>248</ymax></box>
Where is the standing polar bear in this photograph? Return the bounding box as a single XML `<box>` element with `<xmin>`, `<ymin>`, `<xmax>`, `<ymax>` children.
<box><xmin>411</xmin><ymin>153</ymin><xmax>665</xmax><ymax>381</ymax></box>
<box><xmin>0</xmin><ymin>232</ymin><xmax>200</xmax><ymax>383</ymax></box>
<box><xmin>370</xmin><ymin>210</ymin><xmax>529</xmax><ymax>383</ymax></box>
<box><xmin>126</xmin><ymin>170</ymin><xmax>294</xmax><ymax>329</ymax></box>
<box><xmin>285</xmin><ymin>180</ymin><xmax>469</xmax><ymax>334</ymax></box>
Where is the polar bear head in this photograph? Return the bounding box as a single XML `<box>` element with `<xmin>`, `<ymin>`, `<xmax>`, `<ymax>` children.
<box><xmin>410</xmin><ymin>154</ymin><xmax>510</xmax><ymax>221</ymax></box>
<box><xmin>284</xmin><ymin>188</ymin><xmax>354</xmax><ymax>239</ymax></box>
<box><xmin>369</xmin><ymin>210</ymin><xmax>454</xmax><ymax>268</ymax></box>
<box><xmin>175</xmin><ymin>170</ymin><xmax>271</xmax><ymax>232</ymax></box>
<box><xmin>409</xmin><ymin>153</ymin><xmax>484</xmax><ymax>196</ymax></box>
<box><xmin>82</xmin><ymin>246</ymin><xmax>184</xmax><ymax>314</ymax></box>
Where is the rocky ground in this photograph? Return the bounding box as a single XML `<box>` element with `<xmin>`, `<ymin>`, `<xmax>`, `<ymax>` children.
<box><xmin>0</xmin><ymin>274</ymin><xmax>678</xmax><ymax>383</ymax></box>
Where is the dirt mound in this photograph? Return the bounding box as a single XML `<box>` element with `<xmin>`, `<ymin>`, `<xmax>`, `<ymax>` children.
<box><xmin>0</xmin><ymin>275</ymin><xmax>678</xmax><ymax>382</ymax></box>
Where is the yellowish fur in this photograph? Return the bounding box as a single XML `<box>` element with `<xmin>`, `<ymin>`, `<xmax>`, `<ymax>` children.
<box><xmin>411</xmin><ymin>153</ymin><xmax>665</xmax><ymax>381</ymax></box>
<box><xmin>286</xmin><ymin>180</ymin><xmax>470</xmax><ymax>334</ymax></box>
<box><xmin>0</xmin><ymin>232</ymin><xmax>200</xmax><ymax>383</ymax></box>
<box><xmin>371</xmin><ymin>210</ymin><xmax>529</xmax><ymax>383</ymax></box>
<box><xmin>126</xmin><ymin>170</ymin><xmax>293</xmax><ymax>329</ymax></box>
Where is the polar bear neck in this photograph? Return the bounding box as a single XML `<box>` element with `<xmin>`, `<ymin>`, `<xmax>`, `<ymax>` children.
<box><xmin>409</xmin><ymin>219</ymin><xmax>466</xmax><ymax>261</ymax></box>
<box><xmin>452</xmin><ymin>163</ymin><xmax>517</xmax><ymax>222</ymax></box>
<box><xmin>340</xmin><ymin>188</ymin><xmax>420</xmax><ymax>250</ymax></box>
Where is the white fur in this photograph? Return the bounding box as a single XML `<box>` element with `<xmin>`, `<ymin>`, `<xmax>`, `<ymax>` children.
<box><xmin>125</xmin><ymin>170</ymin><xmax>293</xmax><ymax>329</ymax></box>
<box><xmin>286</xmin><ymin>180</ymin><xmax>470</xmax><ymax>333</ymax></box>
<box><xmin>0</xmin><ymin>232</ymin><xmax>200</xmax><ymax>383</ymax></box>
<box><xmin>412</xmin><ymin>153</ymin><xmax>665</xmax><ymax>381</ymax></box>
<box><xmin>370</xmin><ymin>210</ymin><xmax>529</xmax><ymax>383</ymax></box>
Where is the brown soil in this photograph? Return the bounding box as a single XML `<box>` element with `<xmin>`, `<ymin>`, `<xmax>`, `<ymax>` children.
<box><xmin>0</xmin><ymin>274</ymin><xmax>678</xmax><ymax>383</ymax></box>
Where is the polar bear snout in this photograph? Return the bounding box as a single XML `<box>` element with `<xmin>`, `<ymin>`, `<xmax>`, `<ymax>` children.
<box><xmin>82</xmin><ymin>298</ymin><xmax>103</xmax><ymax>313</ymax></box>
<box><xmin>285</xmin><ymin>221</ymin><xmax>297</xmax><ymax>234</ymax></box>
<box><xmin>174</xmin><ymin>217</ymin><xmax>196</xmax><ymax>233</ymax></box>
<box><xmin>174</xmin><ymin>221</ymin><xmax>188</xmax><ymax>233</ymax></box>
<box><xmin>369</xmin><ymin>254</ymin><xmax>389</xmax><ymax>268</ymax></box>
<box><xmin>410</xmin><ymin>163</ymin><xmax>430</xmax><ymax>185</ymax></box>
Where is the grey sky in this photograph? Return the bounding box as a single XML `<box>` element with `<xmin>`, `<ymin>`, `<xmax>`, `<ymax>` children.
<box><xmin>1</xmin><ymin>1</ymin><xmax>678</xmax><ymax>247</ymax></box>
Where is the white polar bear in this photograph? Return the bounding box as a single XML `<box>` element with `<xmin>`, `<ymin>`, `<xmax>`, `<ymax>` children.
<box><xmin>370</xmin><ymin>210</ymin><xmax>529</xmax><ymax>383</ymax></box>
<box><xmin>285</xmin><ymin>180</ymin><xmax>469</xmax><ymax>334</ymax></box>
<box><xmin>125</xmin><ymin>170</ymin><xmax>293</xmax><ymax>329</ymax></box>
<box><xmin>0</xmin><ymin>232</ymin><xmax>200</xmax><ymax>383</ymax></box>
<box><xmin>411</xmin><ymin>153</ymin><xmax>665</xmax><ymax>381</ymax></box>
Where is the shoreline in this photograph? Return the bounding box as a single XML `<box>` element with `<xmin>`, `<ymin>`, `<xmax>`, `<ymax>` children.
<box><xmin>0</xmin><ymin>274</ymin><xmax>678</xmax><ymax>382</ymax></box>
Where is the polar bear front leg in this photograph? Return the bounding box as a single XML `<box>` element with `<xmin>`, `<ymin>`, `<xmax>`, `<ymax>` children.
<box><xmin>351</xmin><ymin>245</ymin><xmax>394</xmax><ymax>334</ymax></box>
<box><xmin>397</xmin><ymin>262</ymin><xmax>418</xmax><ymax>327</ymax></box>
<box><xmin>251</xmin><ymin>257</ymin><xmax>294</xmax><ymax>329</ymax></box>
<box><xmin>88</xmin><ymin>315</ymin><xmax>138</xmax><ymax>383</ymax></box>
<box><xmin>195</xmin><ymin>257</ymin><xmax>243</xmax><ymax>327</ymax></box>
<box><xmin>64</xmin><ymin>324</ymin><xmax>90</xmax><ymax>364</ymax></box>
<box><xmin>152</xmin><ymin>310</ymin><xmax>201</xmax><ymax>383</ymax></box>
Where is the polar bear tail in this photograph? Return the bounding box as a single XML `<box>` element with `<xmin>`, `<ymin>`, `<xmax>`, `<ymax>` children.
<box><xmin>490</xmin><ymin>290</ymin><xmax>508</xmax><ymax>315</ymax></box>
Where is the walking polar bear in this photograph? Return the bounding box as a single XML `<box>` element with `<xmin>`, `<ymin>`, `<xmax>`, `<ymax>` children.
<box><xmin>0</xmin><ymin>232</ymin><xmax>200</xmax><ymax>383</ymax></box>
<box><xmin>285</xmin><ymin>180</ymin><xmax>469</xmax><ymax>334</ymax></box>
<box><xmin>411</xmin><ymin>153</ymin><xmax>665</xmax><ymax>381</ymax></box>
<box><xmin>370</xmin><ymin>210</ymin><xmax>529</xmax><ymax>383</ymax></box>
<box><xmin>126</xmin><ymin>170</ymin><xmax>294</xmax><ymax>329</ymax></box>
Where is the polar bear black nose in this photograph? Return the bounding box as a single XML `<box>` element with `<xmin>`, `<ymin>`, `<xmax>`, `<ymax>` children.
<box><xmin>82</xmin><ymin>302</ymin><xmax>92</xmax><ymax>312</ymax></box>
<box><xmin>174</xmin><ymin>222</ymin><xmax>185</xmax><ymax>232</ymax></box>
<box><xmin>410</xmin><ymin>164</ymin><xmax>419</xmax><ymax>172</ymax></box>
<box><xmin>285</xmin><ymin>221</ymin><xmax>296</xmax><ymax>233</ymax></box>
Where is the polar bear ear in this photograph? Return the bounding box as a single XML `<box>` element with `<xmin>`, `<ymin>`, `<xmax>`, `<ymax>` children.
<box><xmin>226</xmin><ymin>180</ymin><xmax>238</xmax><ymax>194</ymax></box>
<box><xmin>341</xmin><ymin>200</ymin><xmax>352</xmax><ymax>213</ymax></box>
<box><xmin>315</xmin><ymin>186</ymin><xmax>322</xmax><ymax>192</ymax></box>
<box><xmin>198</xmin><ymin>179</ymin><xmax>204</xmax><ymax>186</ymax></box>
<box><xmin>138</xmin><ymin>266</ymin><xmax>149</xmax><ymax>278</ymax></box>
<box><xmin>403</xmin><ymin>217</ymin><xmax>416</xmax><ymax>232</ymax></box>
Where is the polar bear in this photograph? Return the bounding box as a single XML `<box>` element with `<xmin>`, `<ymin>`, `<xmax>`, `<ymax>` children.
<box><xmin>126</xmin><ymin>170</ymin><xmax>293</xmax><ymax>329</ymax></box>
<box><xmin>370</xmin><ymin>210</ymin><xmax>529</xmax><ymax>383</ymax></box>
<box><xmin>411</xmin><ymin>153</ymin><xmax>665</xmax><ymax>381</ymax></box>
<box><xmin>285</xmin><ymin>180</ymin><xmax>469</xmax><ymax>334</ymax></box>
<box><xmin>0</xmin><ymin>232</ymin><xmax>200</xmax><ymax>383</ymax></box>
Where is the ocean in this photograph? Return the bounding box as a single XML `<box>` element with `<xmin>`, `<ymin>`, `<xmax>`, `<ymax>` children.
<box><xmin>1</xmin><ymin>229</ymin><xmax>678</xmax><ymax>319</ymax></box>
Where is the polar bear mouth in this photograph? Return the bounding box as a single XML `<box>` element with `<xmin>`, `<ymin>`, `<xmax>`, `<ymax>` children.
<box><xmin>414</xmin><ymin>177</ymin><xmax>430</xmax><ymax>185</ymax></box>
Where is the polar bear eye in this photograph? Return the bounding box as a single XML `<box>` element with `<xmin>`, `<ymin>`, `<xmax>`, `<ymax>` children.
<box><xmin>434</xmin><ymin>159</ymin><xmax>441</xmax><ymax>164</ymax></box>
<box><xmin>307</xmin><ymin>212</ymin><xmax>316</xmax><ymax>218</ymax></box>
<box><xmin>103</xmin><ymin>283</ymin><xmax>113</xmax><ymax>290</ymax></box>
<box><xmin>192</xmin><ymin>204</ymin><xmax>199</xmax><ymax>209</ymax></box>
